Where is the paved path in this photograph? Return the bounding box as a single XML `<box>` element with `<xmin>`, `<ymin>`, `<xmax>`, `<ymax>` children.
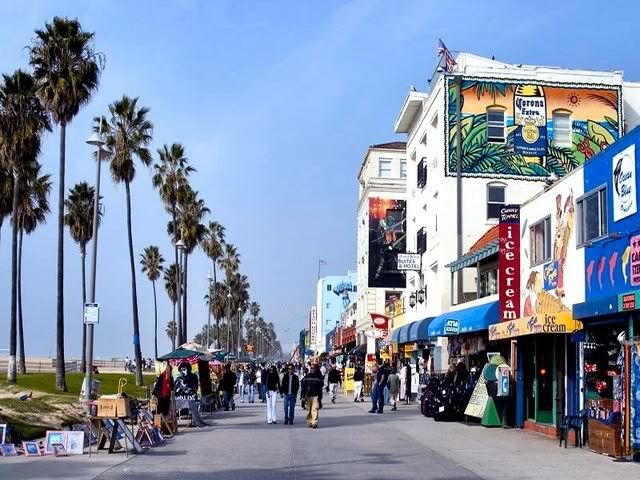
<box><xmin>2</xmin><ymin>394</ymin><xmax>639</xmax><ymax>479</ymax></box>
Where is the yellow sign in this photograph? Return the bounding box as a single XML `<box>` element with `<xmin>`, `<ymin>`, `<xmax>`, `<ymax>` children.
<box><xmin>488</xmin><ymin>312</ymin><xmax>582</xmax><ymax>341</ymax></box>
<box><xmin>344</xmin><ymin>367</ymin><xmax>354</xmax><ymax>393</ymax></box>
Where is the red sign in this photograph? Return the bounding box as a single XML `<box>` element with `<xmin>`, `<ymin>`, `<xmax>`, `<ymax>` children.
<box><xmin>499</xmin><ymin>206</ymin><xmax>521</xmax><ymax>322</ymax></box>
<box><xmin>621</xmin><ymin>293</ymin><xmax>636</xmax><ymax>311</ymax></box>
<box><xmin>370</xmin><ymin>313</ymin><xmax>389</xmax><ymax>334</ymax></box>
<box><xmin>631</xmin><ymin>235</ymin><xmax>640</xmax><ymax>286</ymax></box>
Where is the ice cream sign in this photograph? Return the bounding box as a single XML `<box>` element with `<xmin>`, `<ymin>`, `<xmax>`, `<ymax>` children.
<box><xmin>612</xmin><ymin>144</ymin><xmax>637</xmax><ymax>222</ymax></box>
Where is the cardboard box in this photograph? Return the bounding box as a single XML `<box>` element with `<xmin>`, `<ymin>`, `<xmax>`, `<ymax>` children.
<box><xmin>96</xmin><ymin>396</ymin><xmax>131</xmax><ymax>418</ymax></box>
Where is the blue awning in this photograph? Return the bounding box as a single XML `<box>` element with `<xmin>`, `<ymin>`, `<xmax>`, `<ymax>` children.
<box><xmin>393</xmin><ymin>317</ymin><xmax>435</xmax><ymax>343</ymax></box>
<box><xmin>428</xmin><ymin>300</ymin><xmax>499</xmax><ymax>337</ymax></box>
<box><xmin>391</xmin><ymin>326</ymin><xmax>402</xmax><ymax>343</ymax></box>
<box><xmin>398</xmin><ymin>323</ymin><xmax>412</xmax><ymax>343</ymax></box>
<box><xmin>573</xmin><ymin>295</ymin><xmax>619</xmax><ymax>320</ymax></box>
<box><xmin>416</xmin><ymin>317</ymin><xmax>435</xmax><ymax>341</ymax></box>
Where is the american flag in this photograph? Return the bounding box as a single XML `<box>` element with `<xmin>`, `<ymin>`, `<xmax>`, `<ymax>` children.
<box><xmin>437</xmin><ymin>38</ymin><xmax>457</xmax><ymax>73</ymax></box>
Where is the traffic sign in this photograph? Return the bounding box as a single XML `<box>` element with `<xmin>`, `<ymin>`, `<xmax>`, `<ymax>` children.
<box><xmin>84</xmin><ymin>303</ymin><xmax>100</xmax><ymax>325</ymax></box>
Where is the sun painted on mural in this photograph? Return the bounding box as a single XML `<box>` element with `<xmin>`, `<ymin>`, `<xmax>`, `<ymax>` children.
<box><xmin>446</xmin><ymin>78</ymin><xmax>621</xmax><ymax>179</ymax></box>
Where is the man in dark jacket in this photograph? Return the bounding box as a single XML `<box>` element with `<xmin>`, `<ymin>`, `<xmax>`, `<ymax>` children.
<box><xmin>300</xmin><ymin>362</ymin><xmax>324</xmax><ymax>428</ymax></box>
<box><xmin>280</xmin><ymin>363</ymin><xmax>300</xmax><ymax>425</ymax></box>
<box><xmin>327</xmin><ymin>364</ymin><xmax>342</xmax><ymax>403</ymax></box>
<box><xmin>221</xmin><ymin>363</ymin><xmax>237</xmax><ymax>411</ymax></box>
<box><xmin>353</xmin><ymin>364</ymin><xmax>364</xmax><ymax>402</ymax></box>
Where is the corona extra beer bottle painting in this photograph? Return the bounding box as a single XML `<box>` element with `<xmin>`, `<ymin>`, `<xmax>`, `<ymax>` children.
<box><xmin>513</xmin><ymin>84</ymin><xmax>547</xmax><ymax>157</ymax></box>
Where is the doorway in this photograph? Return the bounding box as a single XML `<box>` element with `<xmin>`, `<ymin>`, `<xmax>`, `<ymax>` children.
<box><xmin>523</xmin><ymin>336</ymin><xmax>557</xmax><ymax>425</ymax></box>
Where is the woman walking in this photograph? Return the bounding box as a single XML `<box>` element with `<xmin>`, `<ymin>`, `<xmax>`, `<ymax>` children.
<box><xmin>266</xmin><ymin>365</ymin><xmax>281</xmax><ymax>424</ymax></box>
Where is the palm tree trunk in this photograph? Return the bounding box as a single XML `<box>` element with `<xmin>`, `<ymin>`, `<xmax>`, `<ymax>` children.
<box><xmin>171</xmin><ymin>302</ymin><xmax>176</xmax><ymax>351</ymax></box>
<box><xmin>18</xmin><ymin>226</ymin><xmax>26</xmax><ymax>374</ymax></box>
<box><xmin>7</xmin><ymin>169</ymin><xmax>20</xmax><ymax>384</ymax></box>
<box><xmin>125</xmin><ymin>181</ymin><xmax>143</xmax><ymax>386</ymax></box>
<box><xmin>182</xmin><ymin>253</ymin><xmax>188</xmax><ymax>341</ymax></box>
<box><xmin>80</xmin><ymin>244</ymin><xmax>87</xmax><ymax>374</ymax></box>
<box><xmin>55</xmin><ymin>123</ymin><xmax>67</xmax><ymax>392</ymax></box>
<box><xmin>213</xmin><ymin>259</ymin><xmax>219</xmax><ymax>349</ymax></box>
<box><xmin>152</xmin><ymin>279</ymin><xmax>158</xmax><ymax>359</ymax></box>
<box><xmin>172</xmin><ymin>206</ymin><xmax>182</xmax><ymax>345</ymax></box>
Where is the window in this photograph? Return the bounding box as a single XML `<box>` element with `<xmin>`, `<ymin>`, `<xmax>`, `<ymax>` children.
<box><xmin>420</xmin><ymin>133</ymin><xmax>427</xmax><ymax>145</ymax></box>
<box><xmin>379</xmin><ymin>158</ymin><xmax>392</xmax><ymax>177</ymax></box>
<box><xmin>487</xmin><ymin>107</ymin><xmax>506</xmax><ymax>143</ymax></box>
<box><xmin>353</xmin><ymin>286</ymin><xmax>357</xmax><ymax>293</ymax></box>
<box><xmin>326</xmin><ymin>284</ymin><xmax>332</xmax><ymax>291</ymax></box>
<box><xmin>530</xmin><ymin>216</ymin><xmax>551</xmax><ymax>266</ymax></box>
<box><xmin>577</xmin><ymin>187</ymin><xmax>607</xmax><ymax>245</ymax></box>
<box><xmin>479</xmin><ymin>269</ymin><xmax>498</xmax><ymax>297</ymax></box>
<box><xmin>487</xmin><ymin>183</ymin><xmax>506</xmax><ymax>220</ymax></box>
<box><xmin>417</xmin><ymin>227</ymin><xmax>427</xmax><ymax>254</ymax></box>
<box><xmin>417</xmin><ymin>158</ymin><xmax>427</xmax><ymax>188</ymax></box>
<box><xmin>326</xmin><ymin>303</ymin><xmax>330</xmax><ymax>309</ymax></box>
<box><xmin>400</xmin><ymin>159</ymin><xmax>407</xmax><ymax>178</ymax></box>
<box><xmin>553</xmin><ymin>110</ymin><xmax>572</xmax><ymax>147</ymax></box>
<box><xmin>431</xmin><ymin>113</ymin><xmax>438</xmax><ymax>129</ymax></box>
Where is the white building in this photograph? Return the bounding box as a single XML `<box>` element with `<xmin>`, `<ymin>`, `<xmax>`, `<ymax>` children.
<box><xmin>394</xmin><ymin>51</ymin><xmax>640</xmax><ymax>331</ymax></box>
<box><xmin>355</xmin><ymin>142</ymin><xmax>407</xmax><ymax>344</ymax></box>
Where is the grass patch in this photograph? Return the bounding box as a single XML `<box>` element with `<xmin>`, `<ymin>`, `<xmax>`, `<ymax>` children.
<box><xmin>0</xmin><ymin>372</ymin><xmax>155</xmax><ymax>399</ymax></box>
<box><xmin>0</xmin><ymin>397</ymin><xmax>57</xmax><ymax>414</ymax></box>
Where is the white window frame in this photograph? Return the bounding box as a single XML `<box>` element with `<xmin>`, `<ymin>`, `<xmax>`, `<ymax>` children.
<box><xmin>577</xmin><ymin>186</ymin><xmax>608</xmax><ymax>246</ymax></box>
<box><xmin>487</xmin><ymin>107</ymin><xmax>506</xmax><ymax>143</ymax></box>
<box><xmin>486</xmin><ymin>182</ymin><xmax>506</xmax><ymax>221</ymax></box>
<box><xmin>400</xmin><ymin>159</ymin><xmax>407</xmax><ymax>178</ymax></box>
<box><xmin>530</xmin><ymin>216</ymin><xmax>552</xmax><ymax>266</ymax></box>
<box><xmin>553</xmin><ymin>109</ymin><xmax>572</xmax><ymax>147</ymax></box>
<box><xmin>379</xmin><ymin>158</ymin><xmax>392</xmax><ymax>177</ymax></box>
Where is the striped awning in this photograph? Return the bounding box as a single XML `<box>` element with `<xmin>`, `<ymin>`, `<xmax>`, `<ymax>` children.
<box><xmin>445</xmin><ymin>241</ymin><xmax>499</xmax><ymax>272</ymax></box>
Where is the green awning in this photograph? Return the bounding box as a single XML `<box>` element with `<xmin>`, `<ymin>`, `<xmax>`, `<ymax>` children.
<box><xmin>445</xmin><ymin>241</ymin><xmax>498</xmax><ymax>272</ymax></box>
<box><xmin>157</xmin><ymin>347</ymin><xmax>209</xmax><ymax>361</ymax></box>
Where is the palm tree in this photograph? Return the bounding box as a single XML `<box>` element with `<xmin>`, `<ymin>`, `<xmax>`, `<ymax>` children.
<box><xmin>140</xmin><ymin>245</ymin><xmax>164</xmax><ymax>358</ymax></box>
<box><xmin>29</xmin><ymin>17</ymin><xmax>103</xmax><ymax>391</ymax></box>
<box><xmin>0</xmin><ymin>166</ymin><xmax>13</xmax><ymax>249</ymax></box>
<box><xmin>164</xmin><ymin>263</ymin><xmax>178</xmax><ymax>350</ymax></box>
<box><xmin>220</xmin><ymin>243</ymin><xmax>240</xmax><ymax>281</ymax></box>
<box><xmin>165</xmin><ymin>320</ymin><xmax>177</xmax><ymax>350</ymax></box>
<box><xmin>0</xmin><ymin>70</ymin><xmax>50</xmax><ymax>383</ymax></box>
<box><xmin>103</xmin><ymin>95</ymin><xmax>153</xmax><ymax>386</ymax></box>
<box><xmin>170</xmin><ymin>188</ymin><xmax>208</xmax><ymax>341</ymax></box>
<box><xmin>64</xmin><ymin>182</ymin><xmax>100</xmax><ymax>373</ymax></box>
<box><xmin>152</xmin><ymin>143</ymin><xmax>194</xmax><ymax>346</ymax></box>
<box><xmin>201</xmin><ymin>221</ymin><xmax>225</xmax><ymax>348</ymax></box>
<box><xmin>16</xmin><ymin>162</ymin><xmax>51</xmax><ymax>374</ymax></box>
<box><xmin>248</xmin><ymin>302</ymin><xmax>260</xmax><ymax>351</ymax></box>
<box><xmin>228</xmin><ymin>272</ymin><xmax>250</xmax><ymax>352</ymax></box>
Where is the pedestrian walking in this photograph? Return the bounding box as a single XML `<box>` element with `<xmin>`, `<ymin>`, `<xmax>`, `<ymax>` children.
<box><xmin>280</xmin><ymin>363</ymin><xmax>300</xmax><ymax>425</ymax></box>
<box><xmin>387</xmin><ymin>368</ymin><xmax>400</xmax><ymax>411</ymax></box>
<box><xmin>371</xmin><ymin>362</ymin><xmax>388</xmax><ymax>414</ymax></box>
<box><xmin>266</xmin><ymin>365</ymin><xmax>281</xmax><ymax>424</ymax></box>
<box><xmin>404</xmin><ymin>362</ymin><xmax>412</xmax><ymax>404</ymax></box>
<box><xmin>328</xmin><ymin>363</ymin><xmax>341</xmax><ymax>403</ymax></box>
<box><xmin>238</xmin><ymin>365</ymin><xmax>248</xmax><ymax>403</ymax></box>
<box><xmin>221</xmin><ymin>363</ymin><xmax>237</xmax><ymax>411</ymax></box>
<box><xmin>368</xmin><ymin>364</ymin><xmax>379</xmax><ymax>413</ymax></box>
<box><xmin>247</xmin><ymin>367</ymin><xmax>257</xmax><ymax>403</ymax></box>
<box><xmin>301</xmin><ymin>362</ymin><xmax>324</xmax><ymax>428</ymax></box>
<box><xmin>260</xmin><ymin>364</ymin><xmax>269</xmax><ymax>403</ymax></box>
<box><xmin>353</xmin><ymin>364</ymin><xmax>364</xmax><ymax>402</ymax></box>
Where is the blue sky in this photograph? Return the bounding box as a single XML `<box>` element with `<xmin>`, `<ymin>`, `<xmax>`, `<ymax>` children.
<box><xmin>0</xmin><ymin>0</ymin><xmax>638</xmax><ymax>359</ymax></box>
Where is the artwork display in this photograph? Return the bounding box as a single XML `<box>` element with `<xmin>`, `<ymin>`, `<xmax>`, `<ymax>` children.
<box><xmin>52</xmin><ymin>444</ymin><xmax>67</xmax><ymax>457</ymax></box>
<box><xmin>64</xmin><ymin>431</ymin><xmax>84</xmax><ymax>455</ymax></box>
<box><xmin>0</xmin><ymin>443</ymin><xmax>18</xmax><ymax>456</ymax></box>
<box><xmin>44</xmin><ymin>431</ymin><xmax>64</xmax><ymax>455</ymax></box>
<box><xmin>173</xmin><ymin>362</ymin><xmax>199</xmax><ymax>399</ymax></box>
<box><xmin>0</xmin><ymin>424</ymin><xmax>6</xmax><ymax>444</ymax></box>
<box><xmin>22</xmin><ymin>441</ymin><xmax>41</xmax><ymax>457</ymax></box>
<box><xmin>368</xmin><ymin>197</ymin><xmax>406</xmax><ymax>288</ymax></box>
<box><xmin>446</xmin><ymin>78</ymin><xmax>621</xmax><ymax>179</ymax></box>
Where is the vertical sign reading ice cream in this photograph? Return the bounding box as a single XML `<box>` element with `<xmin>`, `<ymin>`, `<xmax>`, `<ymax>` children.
<box><xmin>630</xmin><ymin>235</ymin><xmax>640</xmax><ymax>286</ymax></box>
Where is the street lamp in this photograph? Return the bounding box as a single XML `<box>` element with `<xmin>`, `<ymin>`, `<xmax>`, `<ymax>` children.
<box><xmin>417</xmin><ymin>288</ymin><xmax>425</xmax><ymax>304</ymax></box>
<box><xmin>237</xmin><ymin>306</ymin><xmax>243</xmax><ymax>356</ymax></box>
<box><xmin>409</xmin><ymin>292</ymin><xmax>417</xmax><ymax>308</ymax></box>
<box><xmin>225</xmin><ymin>292</ymin><xmax>232</xmax><ymax>358</ymax></box>
<box><xmin>206</xmin><ymin>271</ymin><xmax>213</xmax><ymax>349</ymax></box>
<box><xmin>83</xmin><ymin>126</ymin><xmax>112</xmax><ymax>404</ymax></box>
<box><xmin>175</xmin><ymin>239</ymin><xmax>186</xmax><ymax>345</ymax></box>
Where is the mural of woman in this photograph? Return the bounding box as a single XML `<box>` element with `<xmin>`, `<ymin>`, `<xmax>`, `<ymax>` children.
<box><xmin>553</xmin><ymin>190</ymin><xmax>575</xmax><ymax>298</ymax></box>
<box><xmin>523</xmin><ymin>271</ymin><xmax>540</xmax><ymax>316</ymax></box>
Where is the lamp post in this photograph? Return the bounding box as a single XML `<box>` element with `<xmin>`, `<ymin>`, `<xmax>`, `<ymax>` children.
<box><xmin>237</xmin><ymin>306</ymin><xmax>242</xmax><ymax>356</ymax></box>
<box><xmin>175</xmin><ymin>239</ymin><xmax>185</xmax><ymax>345</ymax></box>
<box><xmin>83</xmin><ymin>127</ymin><xmax>111</xmax><ymax>403</ymax></box>
<box><xmin>225</xmin><ymin>292</ymin><xmax>232</xmax><ymax>359</ymax></box>
<box><xmin>206</xmin><ymin>271</ymin><xmax>213</xmax><ymax>349</ymax></box>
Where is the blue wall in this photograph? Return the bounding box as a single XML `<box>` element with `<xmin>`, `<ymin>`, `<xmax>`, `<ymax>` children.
<box><xmin>318</xmin><ymin>272</ymin><xmax>357</xmax><ymax>351</ymax></box>
<box><xmin>583</xmin><ymin>127</ymin><xmax>640</xmax><ymax>302</ymax></box>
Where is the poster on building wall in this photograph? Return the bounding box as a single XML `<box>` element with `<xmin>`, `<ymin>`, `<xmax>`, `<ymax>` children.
<box><xmin>630</xmin><ymin>236</ymin><xmax>640</xmax><ymax>287</ymax></box>
<box><xmin>368</xmin><ymin>197</ymin><xmax>406</xmax><ymax>288</ymax></box>
<box><xmin>446</xmin><ymin>78</ymin><xmax>621</xmax><ymax>179</ymax></box>
<box><xmin>612</xmin><ymin>144</ymin><xmax>637</xmax><ymax>222</ymax></box>
<box><xmin>499</xmin><ymin>206</ymin><xmax>520</xmax><ymax>321</ymax></box>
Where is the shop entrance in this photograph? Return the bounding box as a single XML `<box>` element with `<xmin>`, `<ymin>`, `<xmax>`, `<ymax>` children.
<box><xmin>523</xmin><ymin>336</ymin><xmax>557</xmax><ymax>425</ymax></box>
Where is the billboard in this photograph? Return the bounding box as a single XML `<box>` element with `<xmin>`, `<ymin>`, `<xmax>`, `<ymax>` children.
<box><xmin>498</xmin><ymin>205</ymin><xmax>520</xmax><ymax>322</ymax></box>
<box><xmin>368</xmin><ymin>198</ymin><xmax>406</xmax><ymax>288</ymax></box>
<box><xmin>446</xmin><ymin>78</ymin><xmax>621</xmax><ymax>179</ymax></box>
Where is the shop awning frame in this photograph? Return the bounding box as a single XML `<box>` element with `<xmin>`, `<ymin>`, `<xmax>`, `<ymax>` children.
<box><xmin>428</xmin><ymin>300</ymin><xmax>499</xmax><ymax>337</ymax></box>
<box><xmin>393</xmin><ymin>317</ymin><xmax>435</xmax><ymax>344</ymax></box>
<box><xmin>445</xmin><ymin>242</ymin><xmax>499</xmax><ymax>273</ymax></box>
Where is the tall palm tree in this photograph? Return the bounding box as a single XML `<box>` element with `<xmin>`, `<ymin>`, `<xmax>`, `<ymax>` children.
<box><xmin>248</xmin><ymin>301</ymin><xmax>260</xmax><ymax>351</ymax></box>
<box><xmin>201</xmin><ymin>221</ymin><xmax>225</xmax><ymax>348</ymax></box>
<box><xmin>0</xmin><ymin>166</ymin><xmax>13</xmax><ymax>249</ymax></box>
<box><xmin>220</xmin><ymin>243</ymin><xmax>240</xmax><ymax>281</ymax></box>
<box><xmin>228</xmin><ymin>272</ymin><xmax>250</xmax><ymax>352</ymax></box>
<box><xmin>0</xmin><ymin>70</ymin><xmax>50</xmax><ymax>383</ymax></box>
<box><xmin>170</xmin><ymin>188</ymin><xmax>208</xmax><ymax>341</ymax></box>
<box><xmin>103</xmin><ymin>95</ymin><xmax>153</xmax><ymax>386</ymax></box>
<box><xmin>140</xmin><ymin>245</ymin><xmax>164</xmax><ymax>358</ymax></box>
<box><xmin>165</xmin><ymin>320</ymin><xmax>177</xmax><ymax>350</ymax></box>
<box><xmin>16</xmin><ymin>162</ymin><xmax>51</xmax><ymax>374</ymax></box>
<box><xmin>29</xmin><ymin>17</ymin><xmax>102</xmax><ymax>391</ymax></box>
<box><xmin>152</xmin><ymin>143</ymin><xmax>194</xmax><ymax>346</ymax></box>
<box><xmin>164</xmin><ymin>263</ymin><xmax>178</xmax><ymax>350</ymax></box>
<box><xmin>64</xmin><ymin>181</ymin><xmax>100</xmax><ymax>373</ymax></box>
